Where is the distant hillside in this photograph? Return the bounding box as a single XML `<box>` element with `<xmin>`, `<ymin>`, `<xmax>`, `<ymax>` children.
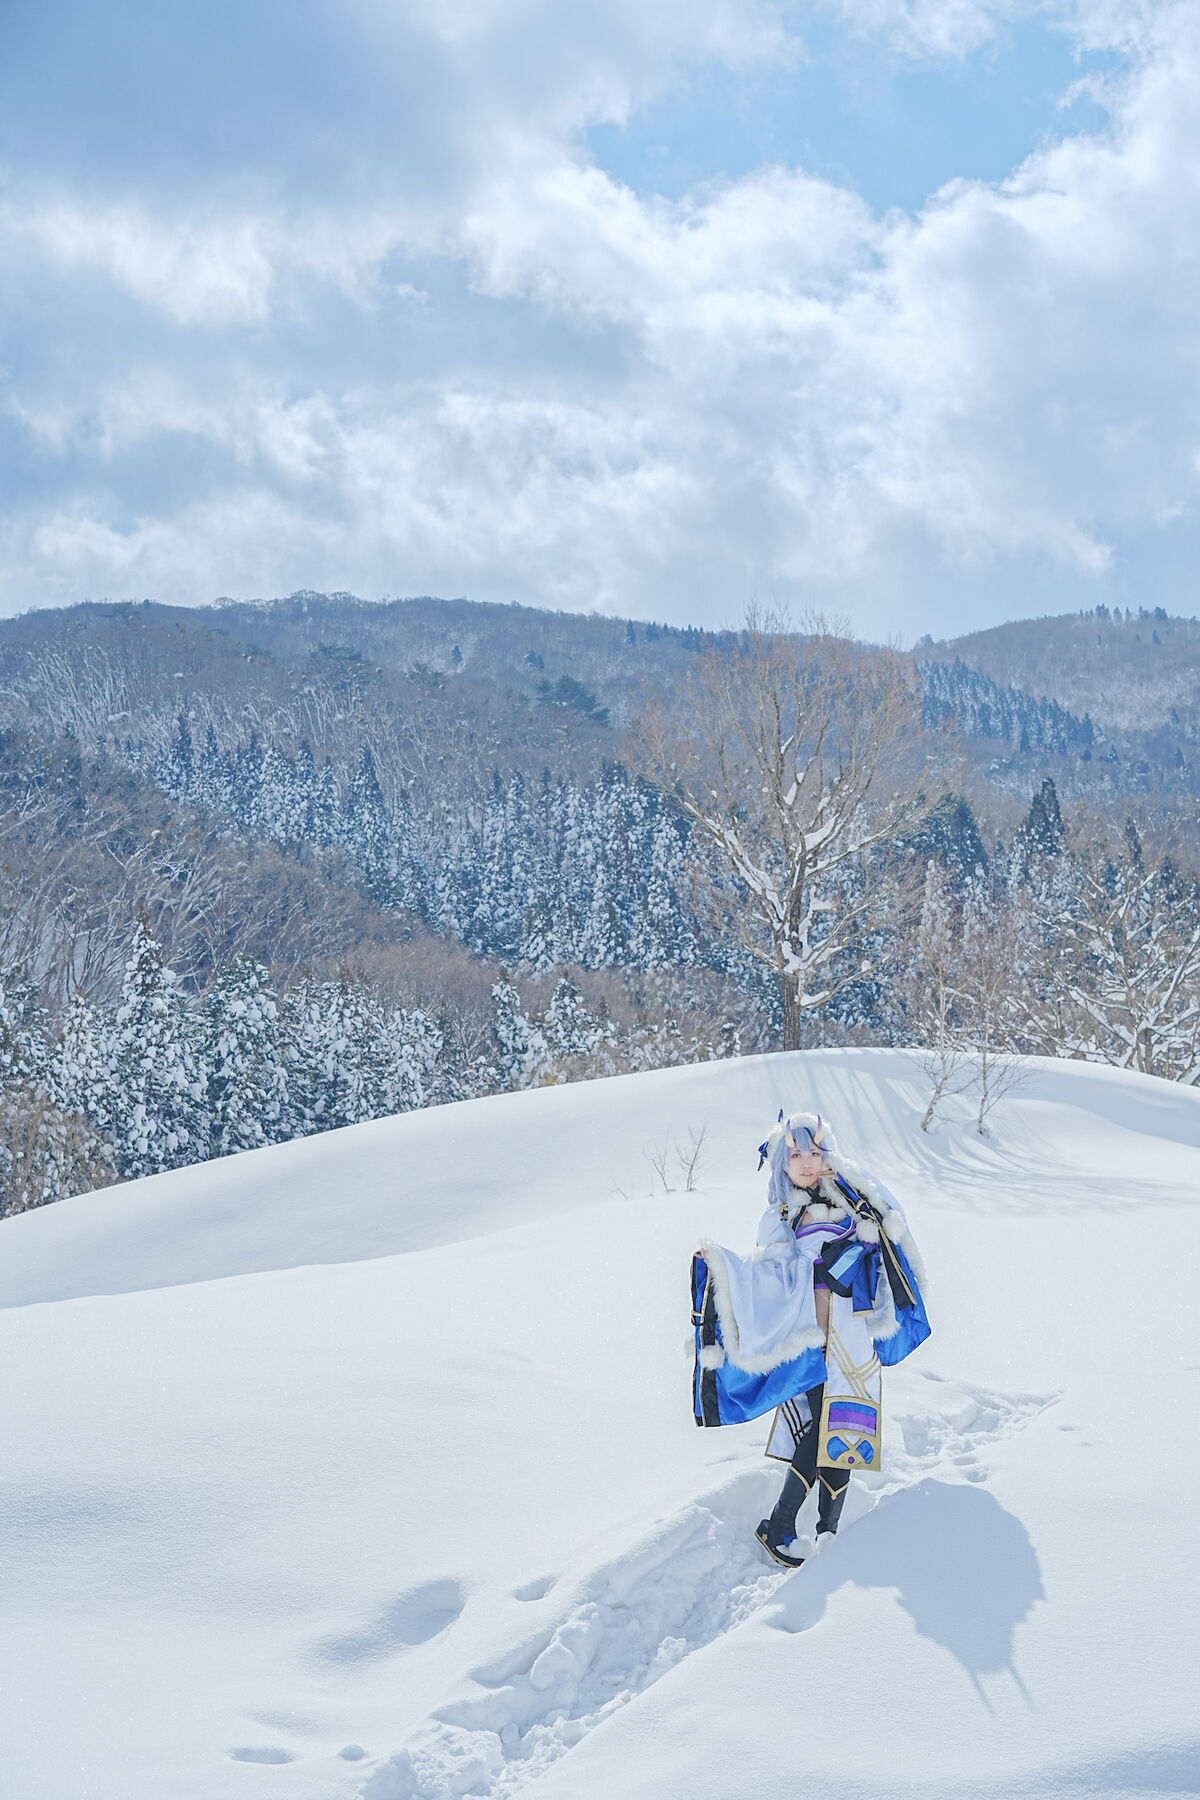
<box><xmin>3</xmin><ymin>592</ymin><xmax>1198</xmax><ymax>827</ymax></box>
<box><xmin>920</xmin><ymin>605</ymin><xmax>1200</xmax><ymax>737</ymax></box>
<box><xmin>0</xmin><ymin>592</ymin><xmax>707</xmax><ymax>750</ymax></box>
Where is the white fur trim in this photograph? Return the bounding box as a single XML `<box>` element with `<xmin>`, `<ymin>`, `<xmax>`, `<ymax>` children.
<box><xmin>792</xmin><ymin>1198</ymin><xmax>846</xmax><ymax>1224</ymax></box>
<box><xmin>698</xmin><ymin>1344</ymin><xmax>726</xmax><ymax>1369</ymax></box>
<box><xmin>861</xmin><ymin>1263</ymin><xmax>900</xmax><ymax>1340</ymax></box>
<box><xmin>697</xmin><ymin>1239</ymin><xmax>826</xmax><ymax>1375</ymax></box>
<box><xmin>763</xmin><ymin>1108</ymin><xmax>839</xmax><ymax>1162</ymax></box>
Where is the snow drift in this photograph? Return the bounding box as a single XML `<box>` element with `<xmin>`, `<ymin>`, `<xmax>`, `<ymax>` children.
<box><xmin>0</xmin><ymin>1048</ymin><xmax>1196</xmax><ymax>1800</ymax></box>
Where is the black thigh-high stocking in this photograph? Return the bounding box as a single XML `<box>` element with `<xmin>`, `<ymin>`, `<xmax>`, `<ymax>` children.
<box><xmin>770</xmin><ymin>1383</ymin><xmax>852</xmax><ymax>1541</ymax></box>
<box><xmin>768</xmin><ymin>1383</ymin><xmax>825</xmax><ymax>1540</ymax></box>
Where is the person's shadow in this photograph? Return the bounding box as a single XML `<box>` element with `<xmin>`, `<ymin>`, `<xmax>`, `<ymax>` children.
<box><xmin>770</xmin><ymin>1478</ymin><xmax>1043</xmax><ymax>1703</ymax></box>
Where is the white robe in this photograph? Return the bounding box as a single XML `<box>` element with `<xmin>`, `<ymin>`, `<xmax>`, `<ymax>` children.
<box><xmin>697</xmin><ymin>1161</ymin><xmax>927</xmax><ymax>1472</ymax></box>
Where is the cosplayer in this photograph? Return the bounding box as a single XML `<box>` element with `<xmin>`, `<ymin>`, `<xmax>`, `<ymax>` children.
<box><xmin>691</xmin><ymin>1110</ymin><xmax>929</xmax><ymax>1569</ymax></box>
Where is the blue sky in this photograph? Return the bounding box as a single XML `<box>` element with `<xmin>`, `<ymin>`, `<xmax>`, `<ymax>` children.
<box><xmin>590</xmin><ymin>18</ymin><xmax>1114</xmax><ymax>211</ymax></box>
<box><xmin>0</xmin><ymin>0</ymin><xmax>1196</xmax><ymax>640</ymax></box>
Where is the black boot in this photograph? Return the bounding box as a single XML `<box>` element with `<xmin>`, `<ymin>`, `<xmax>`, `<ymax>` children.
<box><xmin>755</xmin><ymin>1467</ymin><xmax>811</xmax><ymax>1568</ymax></box>
<box><xmin>816</xmin><ymin>1469</ymin><xmax>849</xmax><ymax>1540</ymax></box>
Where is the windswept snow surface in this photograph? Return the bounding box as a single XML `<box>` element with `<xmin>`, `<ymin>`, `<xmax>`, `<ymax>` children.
<box><xmin>1</xmin><ymin>1049</ymin><xmax>1197</xmax><ymax>1799</ymax></box>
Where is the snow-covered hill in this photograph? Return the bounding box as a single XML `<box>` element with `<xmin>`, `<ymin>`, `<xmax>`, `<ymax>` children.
<box><xmin>2</xmin><ymin>1049</ymin><xmax>1197</xmax><ymax>1800</ymax></box>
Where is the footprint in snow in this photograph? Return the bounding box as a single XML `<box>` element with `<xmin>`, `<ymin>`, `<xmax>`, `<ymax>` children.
<box><xmin>316</xmin><ymin>1579</ymin><xmax>466</xmax><ymax>1666</ymax></box>
<box><xmin>512</xmin><ymin>1576</ymin><xmax>556</xmax><ymax>1603</ymax></box>
<box><xmin>356</xmin><ymin>1470</ymin><xmax>791</xmax><ymax>1800</ymax></box>
<box><xmin>355</xmin><ymin>1378</ymin><xmax>1052</xmax><ymax>1800</ymax></box>
<box><xmin>892</xmin><ymin>1375</ymin><xmax>1056</xmax><ymax>1484</ymax></box>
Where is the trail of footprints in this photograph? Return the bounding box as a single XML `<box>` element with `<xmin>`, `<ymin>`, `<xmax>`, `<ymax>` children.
<box><xmin>355</xmin><ymin>1376</ymin><xmax>1054</xmax><ymax>1800</ymax></box>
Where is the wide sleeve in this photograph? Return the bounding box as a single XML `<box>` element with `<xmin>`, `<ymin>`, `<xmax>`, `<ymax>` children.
<box><xmin>755</xmin><ymin>1205</ymin><xmax>795</xmax><ymax>1253</ymax></box>
<box><xmin>698</xmin><ymin>1211</ymin><xmax>825</xmax><ymax>1374</ymax></box>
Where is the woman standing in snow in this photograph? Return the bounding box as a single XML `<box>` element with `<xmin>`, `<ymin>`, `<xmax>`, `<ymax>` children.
<box><xmin>691</xmin><ymin>1111</ymin><xmax>929</xmax><ymax>1569</ymax></box>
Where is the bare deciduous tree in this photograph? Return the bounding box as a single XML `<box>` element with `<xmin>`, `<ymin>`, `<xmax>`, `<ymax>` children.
<box><xmin>0</xmin><ymin>1082</ymin><xmax>116</xmax><ymax>1216</ymax></box>
<box><xmin>958</xmin><ymin>885</ymin><xmax>1029</xmax><ymax>1133</ymax></box>
<box><xmin>676</xmin><ymin>1123</ymin><xmax>709</xmax><ymax>1191</ymax></box>
<box><xmin>643</xmin><ymin>1136</ymin><xmax>673</xmax><ymax>1192</ymax></box>
<box><xmin>634</xmin><ymin>608</ymin><xmax>944</xmax><ymax>1050</ymax></box>
<box><xmin>907</xmin><ymin>864</ymin><xmax>974</xmax><ymax>1131</ymax></box>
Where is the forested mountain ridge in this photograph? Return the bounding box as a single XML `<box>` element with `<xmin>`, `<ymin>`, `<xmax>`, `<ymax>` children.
<box><xmin>2</xmin><ymin>590</ymin><xmax>1200</xmax><ymax>1216</ymax></box>
<box><xmin>921</xmin><ymin>604</ymin><xmax>1200</xmax><ymax>737</ymax></box>
<box><xmin>3</xmin><ymin>592</ymin><xmax>1196</xmax><ymax>822</ymax></box>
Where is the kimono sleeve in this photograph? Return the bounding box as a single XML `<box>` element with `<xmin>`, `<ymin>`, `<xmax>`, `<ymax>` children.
<box><xmin>755</xmin><ymin>1206</ymin><xmax>796</xmax><ymax>1254</ymax></box>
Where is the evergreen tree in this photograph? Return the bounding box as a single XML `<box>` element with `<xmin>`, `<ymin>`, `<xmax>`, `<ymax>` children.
<box><xmin>519</xmin><ymin>896</ymin><xmax>559</xmax><ymax>971</ymax></box>
<box><xmin>111</xmin><ymin>921</ymin><xmax>206</xmax><ymax>1177</ymax></box>
<box><xmin>49</xmin><ymin>990</ymin><xmax>120</xmax><ymax>1142</ymax></box>
<box><xmin>1024</xmin><ymin>778</ymin><xmax>1066</xmax><ymax>857</ymax></box>
<box><xmin>378</xmin><ymin>1005</ymin><xmax>445</xmax><ymax>1113</ymax></box>
<box><xmin>281</xmin><ymin>976</ymin><xmax>388</xmax><ymax>1133</ymax></box>
<box><xmin>311</xmin><ymin>755</ymin><xmax>341</xmax><ymax>850</ymax></box>
<box><xmin>490</xmin><ymin>981</ymin><xmax>550</xmax><ymax>1087</ymax></box>
<box><xmin>0</xmin><ymin>972</ymin><xmax>48</xmax><ymax>1089</ymax></box>
<box><xmin>232</xmin><ymin>731</ymin><xmax>265</xmax><ymax>831</ymax></box>
<box><xmin>578</xmin><ymin>868</ymin><xmax>627</xmax><ymax>968</ymax></box>
<box><xmin>907</xmin><ymin>794</ymin><xmax>987</xmax><ymax>881</ymax></box>
<box><xmin>204</xmin><ymin>954</ymin><xmax>288</xmax><ymax>1157</ymax></box>
<box><xmin>344</xmin><ymin>746</ymin><xmax>392</xmax><ymax>896</ymax></box>
<box><xmin>544</xmin><ymin>978</ymin><xmax>608</xmax><ymax>1059</ymax></box>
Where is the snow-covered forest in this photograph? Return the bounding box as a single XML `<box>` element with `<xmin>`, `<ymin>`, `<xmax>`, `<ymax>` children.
<box><xmin>2</xmin><ymin>592</ymin><xmax>1200</xmax><ymax>1213</ymax></box>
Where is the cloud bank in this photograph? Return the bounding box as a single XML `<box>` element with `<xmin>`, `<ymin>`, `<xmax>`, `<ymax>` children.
<box><xmin>1</xmin><ymin>0</ymin><xmax>1197</xmax><ymax>635</ymax></box>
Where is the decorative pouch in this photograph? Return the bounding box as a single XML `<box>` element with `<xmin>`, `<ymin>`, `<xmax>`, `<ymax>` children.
<box><xmin>818</xmin><ymin>1391</ymin><xmax>882</xmax><ymax>1473</ymax></box>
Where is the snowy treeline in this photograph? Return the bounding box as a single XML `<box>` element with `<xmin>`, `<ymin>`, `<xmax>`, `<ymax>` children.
<box><xmin>144</xmin><ymin>725</ymin><xmax>703</xmax><ymax>973</ymax></box>
<box><xmin>5</xmin><ymin>768</ymin><xmax>1200</xmax><ymax>1202</ymax></box>
<box><xmin>909</xmin><ymin>782</ymin><xmax>1200</xmax><ymax>1127</ymax></box>
<box><xmin>0</xmin><ymin>923</ymin><xmax>447</xmax><ymax>1212</ymax></box>
<box><xmin>0</xmin><ymin>923</ymin><xmax>742</xmax><ymax>1216</ymax></box>
<box><xmin>920</xmin><ymin>659</ymin><xmax>1096</xmax><ymax>756</ymax></box>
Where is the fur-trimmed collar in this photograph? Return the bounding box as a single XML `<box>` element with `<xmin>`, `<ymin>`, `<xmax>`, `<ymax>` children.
<box><xmin>786</xmin><ymin>1157</ymin><xmax>928</xmax><ymax>1297</ymax></box>
<box><xmin>786</xmin><ymin>1195</ymin><xmax>848</xmax><ymax>1226</ymax></box>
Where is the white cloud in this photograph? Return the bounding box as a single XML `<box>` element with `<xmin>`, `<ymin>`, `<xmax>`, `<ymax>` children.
<box><xmin>1</xmin><ymin>0</ymin><xmax>1199</xmax><ymax>634</ymax></box>
<box><xmin>823</xmin><ymin>0</ymin><xmax>1021</xmax><ymax>58</ymax></box>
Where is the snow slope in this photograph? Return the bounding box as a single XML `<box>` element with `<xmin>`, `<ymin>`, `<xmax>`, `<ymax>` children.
<box><xmin>1</xmin><ymin>1048</ymin><xmax>1197</xmax><ymax>1800</ymax></box>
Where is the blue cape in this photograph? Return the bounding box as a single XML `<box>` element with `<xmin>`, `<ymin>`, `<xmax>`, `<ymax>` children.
<box><xmin>691</xmin><ymin>1239</ymin><xmax>930</xmax><ymax>1428</ymax></box>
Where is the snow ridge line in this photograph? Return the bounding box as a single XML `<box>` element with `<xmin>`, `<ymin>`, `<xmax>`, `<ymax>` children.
<box><xmin>358</xmin><ymin>1378</ymin><xmax>1053</xmax><ymax>1800</ymax></box>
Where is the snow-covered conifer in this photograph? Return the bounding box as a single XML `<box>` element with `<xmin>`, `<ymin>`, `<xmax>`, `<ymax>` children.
<box><xmin>204</xmin><ymin>954</ymin><xmax>288</xmax><ymax>1157</ymax></box>
<box><xmin>490</xmin><ymin>980</ymin><xmax>550</xmax><ymax>1087</ymax></box>
<box><xmin>281</xmin><ymin>976</ymin><xmax>388</xmax><ymax>1133</ymax></box>
<box><xmin>49</xmin><ymin>989</ymin><xmax>120</xmax><ymax>1143</ymax></box>
<box><xmin>111</xmin><ymin>920</ymin><xmax>206</xmax><ymax>1177</ymax></box>
<box><xmin>544</xmin><ymin>978</ymin><xmax>610</xmax><ymax>1060</ymax></box>
<box><xmin>0</xmin><ymin>972</ymin><xmax>49</xmax><ymax>1089</ymax></box>
<box><xmin>379</xmin><ymin>1005</ymin><xmax>444</xmax><ymax>1113</ymax></box>
<box><xmin>344</xmin><ymin>746</ymin><xmax>392</xmax><ymax>897</ymax></box>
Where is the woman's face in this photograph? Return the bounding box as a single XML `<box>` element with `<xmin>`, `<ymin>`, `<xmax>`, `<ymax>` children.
<box><xmin>787</xmin><ymin>1141</ymin><xmax>828</xmax><ymax>1188</ymax></box>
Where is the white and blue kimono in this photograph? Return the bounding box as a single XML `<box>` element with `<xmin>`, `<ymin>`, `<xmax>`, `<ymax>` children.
<box><xmin>691</xmin><ymin>1142</ymin><xmax>929</xmax><ymax>1474</ymax></box>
